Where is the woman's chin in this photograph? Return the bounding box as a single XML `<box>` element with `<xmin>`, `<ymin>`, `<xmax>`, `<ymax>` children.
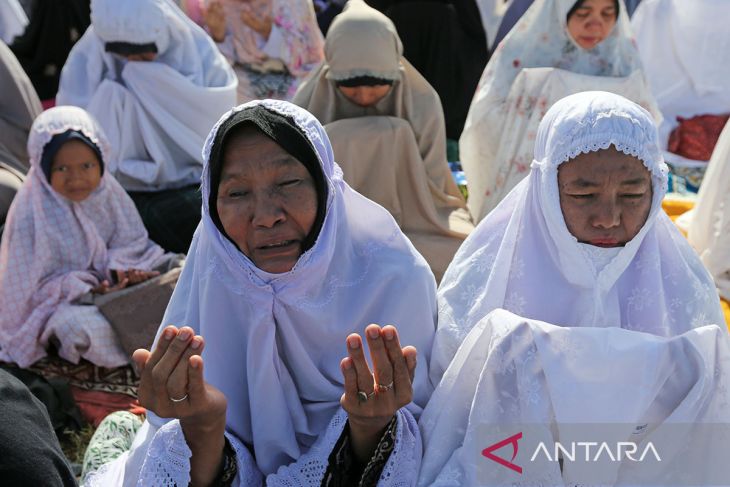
<box><xmin>253</xmin><ymin>255</ymin><xmax>300</xmax><ymax>274</ymax></box>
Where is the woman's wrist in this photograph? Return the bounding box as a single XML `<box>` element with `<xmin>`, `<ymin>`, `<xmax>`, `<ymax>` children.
<box><xmin>181</xmin><ymin>414</ymin><xmax>227</xmax><ymax>487</ymax></box>
<box><xmin>347</xmin><ymin>414</ymin><xmax>394</xmax><ymax>465</ymax></box>
<box><xmin>181</xmin><ymin>412</ymin><xmax>227</xmax><ymax>447</ymax></box>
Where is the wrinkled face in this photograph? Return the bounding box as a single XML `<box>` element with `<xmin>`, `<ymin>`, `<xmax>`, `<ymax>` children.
<box><xmin>566</xmin><ymin>0</ymin><xmax>618</xmax><ymax>50</ymax></box>
<box><xmin>216</xmin><ymin>128</ymin><xmax>318</xmax><ymax>273</ymax></box>
<box><xmin>50</xmin><ymin>139</ymin><xmax>102</xmax><ymax>202</ymax></box>
<box><xmin>558</xmin><ymin>146</ymin><xmax>653</xmax><ymax>247</ymax></box>
<box><xmin>123</xmin><ymin>52</ymin><xmax>157</xmax><ymax>62</ymax></box>
<box><xmin>338</xmin><ymin>85</ymin><xmax>392</xmax><ymax>107</ymax></box>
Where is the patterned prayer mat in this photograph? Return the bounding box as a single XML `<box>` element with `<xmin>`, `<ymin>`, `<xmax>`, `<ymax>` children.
<box><xmin>28</xmin><ymin>355</ymin><xmax>139</xmax><ymax>398</ymax></box>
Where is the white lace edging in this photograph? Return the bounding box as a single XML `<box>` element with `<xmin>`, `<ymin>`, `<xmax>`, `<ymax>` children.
<box><xmin>85</xmin><ymin>420</ymin><xmax>264</xmax><ymax>487</ymax></box>
<box><xmin>84</xmin><ymin>409</ymin><xmax>420</xmax><ymax>486</ymax></box>
<box><xmin>267</xmin><ymin>407</ymin><xmax>421</xmax><ymax>487</ymax></box>
<box><xmin>135</xmin><ymin>420</ymin><xmax>192</xmax><ymax>486</ymax></box>
<box><xmin>223</xmin><ymin>432</ymin><xmax>264</xmax><ymax>486</ymax></box>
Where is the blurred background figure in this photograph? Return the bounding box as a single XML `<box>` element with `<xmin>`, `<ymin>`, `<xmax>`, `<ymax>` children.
<box><xmin>632</xmin><ymin>0</ymin><xmax>730</xmax><ymax>193</ymax></box>
<box><xmin>9</xmin><ymin>0</ymin><xmax>91</xmax><ymax>106</ymax></box>
<box><xmin>0</xmin><ymin>40</ymin><xmax>42</xmax><ymax>235</ymax></box>
<box><xmin>201</xmin><ymin>0</ymin><xmax>324</xmax><ymax>102</ymax></box>
<box><xmin>0</xmin><ymin>0</ymin><xmax>28</xmax><ymax>45</ymax></box>
<box><xmin>366</xmin><ymin>0</ymin><xmax>488</xmax><ymax>148</ymax></box>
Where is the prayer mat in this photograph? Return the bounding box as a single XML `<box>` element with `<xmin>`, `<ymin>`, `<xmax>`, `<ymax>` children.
<box><xmin>29</xmin><ymin>354</ymin><xmax>139</xmax><ymax>398</ymax></box>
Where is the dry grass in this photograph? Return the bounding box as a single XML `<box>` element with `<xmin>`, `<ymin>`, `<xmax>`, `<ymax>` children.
<box><xmin>60</xmin><ymin>424</ymin><xmax>96</xmax><ymax>466</ymax></box>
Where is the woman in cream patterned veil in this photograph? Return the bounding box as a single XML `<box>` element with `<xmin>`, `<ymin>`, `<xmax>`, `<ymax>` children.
<box><xmin>460</xmin><ymin>0</ymin><xmax>657</xmax><ymax>222</ymax></box>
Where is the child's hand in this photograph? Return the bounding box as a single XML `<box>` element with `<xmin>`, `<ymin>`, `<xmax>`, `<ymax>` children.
<box><xmin>92</xmin><ymin>278</ymin><xmax>129</xmax><ymax>294</ymax></box>
<box><xmin>115</xmin><ymin>269</ymin><xmax>160</xmax><ymax>286</ymax></box>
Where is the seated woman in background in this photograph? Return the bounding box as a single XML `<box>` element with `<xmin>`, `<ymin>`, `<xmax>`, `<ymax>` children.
<box><xmin>460</xmin><ymin>0</ymin><xmax>657</xmax><ymax>222</ymax></box>
<box><xmin>0</xmin><ymin>40</ymin><xmax>42</xmax><ymax>233</ymax></box>
<box><xmin>0</xmin><ymin>0</ymin><xmax>27</xmax><ymax>45</ymax></box>
<box><xmin>366</xmin><ymin>0</ymin><xmax>489</xmax><ymax>142</ymax></box>
<box><xmin>293</xmin><ymin>0</ymin><xmax>473</xmax><ymax>281</ymax></box>
<box><xmin>9</xmin><ymin>0</ymin><xmax>91</xmax><ymax>105</ymax></box>
<box><xmin>57</xmin><ymin>0</ymin><xmax>237</xmax><ymax>254</ymax></box>
<box><xmin>420</xmin><ymin>91</ymin><xmax>728</xmax><ymax>485</ymax></box>
<box><xmin>202</xmin><ymin>0</ymin><xmax>324</xmax><ymax>103</ymax></box>
<box><xmin>177</xmin><ymin>0</ymin><xmax>206</xmax><ymax>24</ymax></box>
<box><xmin>82</xmin><ymin>100</ymin><xmax>436</xmax><ymax>486</ymax></box>
<box><xmin>0</xmin><ymin>107</ymin><xmax>179</xmax><ymax>369</ymax></box>
<box><xmin>632</xmin><ymin>0</ymin><xmax>730</xmax><ymax>190</ymax></box>
<box><xmin>686</xmin><ymin>122</ymin><xmax>730</xmax><ymax>304</ymax></box>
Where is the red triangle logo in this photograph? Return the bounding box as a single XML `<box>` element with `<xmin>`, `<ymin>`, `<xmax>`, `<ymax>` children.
<box><xmin>482</xmin><ymin>432</ymin><xmax>523</xmax><ymax>474</ymax></box>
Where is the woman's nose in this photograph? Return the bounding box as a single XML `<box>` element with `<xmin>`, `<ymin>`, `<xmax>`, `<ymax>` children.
<box><xmin>251</xmin><ymin>194</ymin><xmax>285</xmax><ymax>228</ymax></box>
<box><xmin>592</xmin><ymin>202</ymin><xmax>620</xmax><ymax>229</ymax></box>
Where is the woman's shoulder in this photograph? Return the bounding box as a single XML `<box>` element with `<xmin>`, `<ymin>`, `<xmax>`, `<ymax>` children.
<box><xmin>400</xmin><ymin>60</ymin><xmax>441</xmax><ymax>104</ymax></box>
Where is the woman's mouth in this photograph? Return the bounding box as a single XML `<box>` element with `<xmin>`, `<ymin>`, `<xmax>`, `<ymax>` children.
<box><xmin>588</xmin><ymin>238</ymin><xmax>621</xmax><ymax>248</ymax></box>
<box><xmin>579</xmin><ymin>36</ymin><xmax>600</xmax><ymax>47</ymax></box>
<box><xmin>258</xmin><ymin>240</ymin><xmax>297</xmax><ymax>250</ymax></box>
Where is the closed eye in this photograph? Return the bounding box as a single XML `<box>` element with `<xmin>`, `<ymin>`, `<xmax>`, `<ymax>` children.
<box><xmin>622</xmin><ymin>193</ymin><xmax>645</xmax><ymax>199</ymax></box>
<box><xmin>569</xmin><ymin>194</ymin><xmax>594</xmax><ymax>200</ymax></box>
<box><xmin>228</xmin><ymin>190</ymin><xmax>249</xmax><ymax>198</ymax></box>
<box><xmin>279</xmin><ymin>179</ymin><xmax>301</xmax><ymax>188</ymax></box>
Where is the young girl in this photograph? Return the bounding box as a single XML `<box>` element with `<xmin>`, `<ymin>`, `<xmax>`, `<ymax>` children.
<box><xmin>0</xmin><ymin>106</ymin><xmax>178</xmax><ymax>368</ymax></box>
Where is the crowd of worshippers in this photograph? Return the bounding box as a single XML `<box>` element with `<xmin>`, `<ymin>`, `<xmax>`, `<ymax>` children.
<box><xmin>1</xmin><ymin>0</ymin><xmax>730</xmax><ymax>485</ymax></box>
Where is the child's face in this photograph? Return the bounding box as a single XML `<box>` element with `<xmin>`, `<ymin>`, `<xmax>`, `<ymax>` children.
<box><xmin>50</xmin><ymin>140</ymin><xmax>102</xmax><ymax>202</ymax></box>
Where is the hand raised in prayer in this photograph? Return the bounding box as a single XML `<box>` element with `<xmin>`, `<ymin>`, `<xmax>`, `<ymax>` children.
<box><xmin>340</xmin><ymin>324</ymin><xmax>417</xmax><ymax>465</ymax></box>
<box><xmin>133</xmin><ymin>326</ymin><xmax>228</xmax><ymax>486</ymax></box>
<box><xmin>203</xmin><ymin>0</ymin><xmax>227</xmax><ymax>43</ymax></box>
<box><xmin>113</xmin><ymin>269</ymin><xmax>160</xmax><ymax>286</ymax></box>
<box><xmin>240</xmin><ymin>1</ymin><xmax>273</xmax><ymax>40</ymax></box>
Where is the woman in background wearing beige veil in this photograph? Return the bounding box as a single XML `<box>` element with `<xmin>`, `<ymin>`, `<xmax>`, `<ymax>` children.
<box><xmin>293</xmin><ymin>0</ymin><xmax>473</xmax><ymax>281</ymax></box>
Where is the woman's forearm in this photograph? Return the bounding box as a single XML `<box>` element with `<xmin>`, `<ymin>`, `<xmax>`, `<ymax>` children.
<box><xmin>182</xmin><ymin>415</ymin><xmax>227</xmax><ymax>486</ymax></box>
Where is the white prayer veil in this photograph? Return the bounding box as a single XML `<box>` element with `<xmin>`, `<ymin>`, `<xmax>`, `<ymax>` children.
<box><xmin>687</xmin><ymin>121</ymin><xmax>730</xmax><ymax>301</ymax></box>
<box><xmin>56</xmin><ymin>0</ymin><xmax>237</xmax><ymax>191</ymax></box>
<box><xmin>419</xmin><ymin>309</ymin><xmax>730</xmax><ymax>486</ymax></box>
<box><xmin>433</xmin><ymin>91</ymin><xmax>725</xmax><ymax>382</ymax></box>
<box><xmin>460</xmin><ymin>0</ymin><xmax>653</xmax><ymax>221</ymax></box>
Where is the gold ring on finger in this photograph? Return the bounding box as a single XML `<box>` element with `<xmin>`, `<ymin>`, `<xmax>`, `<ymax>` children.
<box><xmin>376</xmin><ymin>381</ymin><xmax>394</xmax><ymax>392</ymax></box>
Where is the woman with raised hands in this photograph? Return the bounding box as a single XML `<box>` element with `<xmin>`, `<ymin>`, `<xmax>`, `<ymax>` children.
<box><xmin>82</xmin><ymin>100</ymin><xmax>436</xmax><ymax>486</ymax></box>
